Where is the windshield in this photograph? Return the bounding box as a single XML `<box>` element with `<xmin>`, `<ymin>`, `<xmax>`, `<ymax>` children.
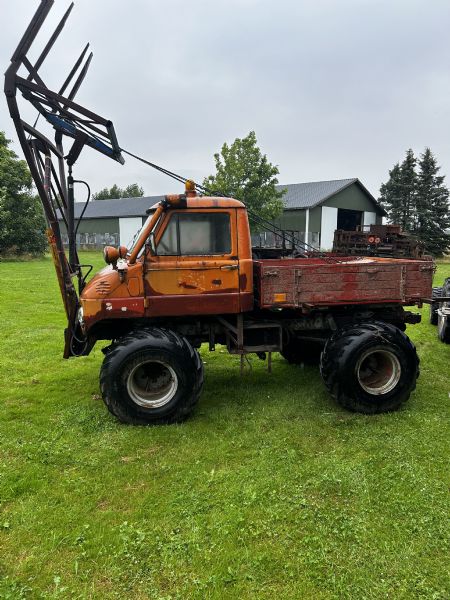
<box><xmin>128</xmin><ymin>209</ymin><xmax>157</xmax><ymax>255</ymax></box>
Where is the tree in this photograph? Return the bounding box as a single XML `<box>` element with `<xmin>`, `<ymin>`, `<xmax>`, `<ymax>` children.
<box><xmin>380</xmin><ymin>149</ymin><xmax>417</xmax><ymax>231</ymax></box>
<box><xmin>416</xmin><ymin>148</ymin><xmax>450</xmax><ymax>256</ymax></box>
<box><xmin>0</xmin><ymin>131</ymin><xmax>46</xmax><ymax>255</ymax></box>
<box><xmin>93</xmin><ymin>183</ymin><xmax>144</xmax><ymax>200</ymax></box>
<box><xmin>399</xmin><ymin>149</ymin><xmax>418</xmax><ymax>230</ymax></box>
<box><xmin>379</xmin><ymin>162</ymin><xmax>403</xmax><ymax>225</ymax></box>
<box><xmin>379</xmin><ymin>147</ymin><xmax>450</xmax><ymax>256</ymax></box>
<box><xmin>203</xmin><ymin>131</ymin><xmax>285</xmax><ymax>222</ymax></box>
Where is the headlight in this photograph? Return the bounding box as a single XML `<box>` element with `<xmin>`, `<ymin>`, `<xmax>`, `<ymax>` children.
<box><xmin>103</xmin><ymin>245</ymin><xmax>119</xmax><ymax>265</ymax></box>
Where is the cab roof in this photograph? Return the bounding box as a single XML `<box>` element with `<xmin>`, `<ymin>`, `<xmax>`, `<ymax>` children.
<box><xmin>149</xmin><ymin>196</ymin><xmax>245</xmax><ymax>211</ymax></box>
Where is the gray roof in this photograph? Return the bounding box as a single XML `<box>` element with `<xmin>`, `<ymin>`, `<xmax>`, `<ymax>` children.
<box><xmin>67</xmin><ymin>178</ymin><xmax>383</xmax><ymax>219</ymax></box>
<box><xmin>278</xmin><ymin>178</ymin><xmax>358</xmax><ymax>209</ymax></box>
<box><xmin>70</xmin><ymin>195</ymin><xmax>165</xmax><ymax>219</ymax></box>
<box><xmin>279</xmin><ymin>178</ymin><xmax>385</xmax><ymax>214</ymax></box>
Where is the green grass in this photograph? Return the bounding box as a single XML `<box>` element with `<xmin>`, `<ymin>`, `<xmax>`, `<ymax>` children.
<box><xmin>0</xmin><ymin>253</ymin><xmax>449</xmax><ymax>599</ymax></box>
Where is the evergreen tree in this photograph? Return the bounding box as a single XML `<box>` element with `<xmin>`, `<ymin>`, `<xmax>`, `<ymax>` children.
<box><xmin>416</xmin><ymin>148</ymin><xmax>450</xmax><ymax>256</ymax></box>
<box><xmin>398</xmin><ymin>149</ymin><xmax>417</xmax><ymax>231</ymax></box>
<box><xmin>379</xmin><ymin>149</ymin><xmax>417</xmax><ymax>230</ymax></box>
<box><xmin>379</xmin><ymin>162</ymin><xmax>403</xmax><ymax>224</ymax></box>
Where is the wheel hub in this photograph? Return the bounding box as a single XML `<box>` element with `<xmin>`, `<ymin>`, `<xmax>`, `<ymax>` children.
<box><xmin>127</xmin><ymin>360</ymin><xmax>178</xmax><ymax>408</ymax></box>
<box><xmin>356</xmin><ymin>349</ymin><xmax>401</xmax><ymax>395</ymax></box>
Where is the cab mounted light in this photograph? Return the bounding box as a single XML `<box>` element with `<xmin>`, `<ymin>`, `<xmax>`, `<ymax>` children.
<box><xmin>185</xmin><ymin>179</ymin><xmax>196</xmax><ymax>196</ymax></box>
<box><xmin>164</xmin><ymin>194</ymin><xmax>186</xmax><ymax>208</ymax></box>
<box><xmin>163</xmin><ymin>180</ymin><xmax>196</xmax><ymax>208</ymax></box>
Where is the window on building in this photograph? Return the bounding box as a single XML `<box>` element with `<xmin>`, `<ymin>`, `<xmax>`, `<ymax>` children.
<box><xmin>157</xmin><ymin>212</ymin><xmax>231</xmax><ymax>256</ymax></box>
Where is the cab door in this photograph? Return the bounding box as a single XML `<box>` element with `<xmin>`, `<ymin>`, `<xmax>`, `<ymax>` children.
<box><xmin>144</xmin><ymin>209</ymin><xmax>240</xmax><ymax>317</ymax></box>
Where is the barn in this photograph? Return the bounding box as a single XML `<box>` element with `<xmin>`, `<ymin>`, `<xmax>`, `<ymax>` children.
<box><xmin>60</xmin><ymin>178</ymin><xmax>384</xmax><ymax>250</ymax></box>
<box><xmin>272</xmin><ymin>178</ymin><xmax>385</xmax><ymax>250</ymax></box>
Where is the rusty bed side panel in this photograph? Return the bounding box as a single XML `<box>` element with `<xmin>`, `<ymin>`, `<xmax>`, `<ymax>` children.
<box><xmin>254</xmin><ymin>257</ymin><xmax>434</xmax><ymax>308</ymax></box>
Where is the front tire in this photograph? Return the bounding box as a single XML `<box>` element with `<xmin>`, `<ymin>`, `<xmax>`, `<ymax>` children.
<box><xmin>100</xmin><ymin>327</ymin><xmax>204</xmax><ymax>425</ymax></box>
<box><xmin>320</xmin><ymin>321</ymin><xmax>419</xmax><ymax>414</ymax></box>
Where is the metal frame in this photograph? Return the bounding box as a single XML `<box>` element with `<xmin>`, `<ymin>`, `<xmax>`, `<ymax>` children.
<box><xmin>4</xmin><ymin>0</ymin><xmax>124</xmax><ymax>356</ymax></box>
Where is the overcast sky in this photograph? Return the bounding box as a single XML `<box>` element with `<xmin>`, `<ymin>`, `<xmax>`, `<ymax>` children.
<box><xmin>1</xmin><ymin>0</ymin><xmax>450</xmax><ymax>200</ymax></box>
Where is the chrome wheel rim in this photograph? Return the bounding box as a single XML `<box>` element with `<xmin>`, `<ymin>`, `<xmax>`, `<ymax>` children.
<box><xmin>356</xmin><ymin>349</ymin><xmax>401</xmax><ymax>395</ymax></box>
<box><xmin>127</xmin><ymin>360</ymin><xmax>178</xmax><ymax>408</ymax></box>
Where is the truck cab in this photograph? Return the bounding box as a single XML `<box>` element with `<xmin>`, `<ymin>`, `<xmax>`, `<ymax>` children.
<box><xmin>141</xmin><ymin>195</ymin><xmax>253</xmax><ymax>317</ymax></box>
<box><xmin>80</xmin><ymin>189</ymin><xmax>254</xmax><ymax>335</ymax></box>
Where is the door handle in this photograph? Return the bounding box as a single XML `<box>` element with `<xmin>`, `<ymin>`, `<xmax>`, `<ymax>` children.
<box><xmin>220</xmin><ymin>264</ymin><xmax>238</xmax><ymax>271</ymax></box>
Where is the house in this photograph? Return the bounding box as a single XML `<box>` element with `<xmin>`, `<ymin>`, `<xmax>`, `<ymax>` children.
<box><xmin>59</xmin><ymin>178</ymin><xmax>384</xmax><ymax>250</ymax></box>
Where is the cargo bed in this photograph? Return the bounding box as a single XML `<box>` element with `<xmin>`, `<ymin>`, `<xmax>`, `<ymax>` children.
<box><xmin>254</xmin><ymin>256</ymin><xmax>434</xmax><ymax>309</ymax></box>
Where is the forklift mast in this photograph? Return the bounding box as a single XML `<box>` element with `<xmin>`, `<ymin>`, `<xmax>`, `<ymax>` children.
<box><xmin>4</xmin><ymin>0</ymin><xmax>124</xmax><ymax>355</ymax></box>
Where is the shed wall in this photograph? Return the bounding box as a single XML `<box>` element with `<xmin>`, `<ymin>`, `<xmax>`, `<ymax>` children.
<box><xmin>60</xmin><ymin>218</ymin><xmax>120</xmax><ymax>235</ymax></box>
<box><xmin>309</xmin><ymin>206</ymin><xmax>322</xmax><ymax>232</ymax></box>
<box><xmin>274</xmin><ymin>210</ymin><xmax>306</xmax><ymax>231</ymax></box>
<box><xmin>324</xmin><ymin>185</ymin><xmax>383</xmax><ymax>222</ymax></box>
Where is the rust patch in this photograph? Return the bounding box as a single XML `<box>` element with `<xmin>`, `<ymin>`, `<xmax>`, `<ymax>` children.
<box><xmin>178</xmin><ymin>281</ymin><xmax>197</xmax><ymax>289</ymax></box>
<box><xmin>239</xmin><ymin>273</ymin><xmax>247</xmax><ymax>291</ymax></box>
<box><xmin>253</xmin><ymin>257</ymin><xmax>432</xmax><ymax>309</ymax></box>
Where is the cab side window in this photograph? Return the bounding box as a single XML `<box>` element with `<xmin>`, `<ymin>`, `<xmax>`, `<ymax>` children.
<box><xmin>157</xmin><ymin>213</ymin><xmax>231</xmax><ymax>256</ymax></box>
<box><xmin>157</xmin><ymin>216</ymin><xmax>177</xmax><ymax>255</ymax></box>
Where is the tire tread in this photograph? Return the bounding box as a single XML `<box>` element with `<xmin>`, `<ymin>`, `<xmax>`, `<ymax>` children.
<box><xmin>100</xmin><ymin>327</ymin><xmax>204</xmax><ymax>425</ymax></box>
<box><xmin>320</xmin><ymin>321</ymin><xmax>419</xmax><ymax>413</ymax></box>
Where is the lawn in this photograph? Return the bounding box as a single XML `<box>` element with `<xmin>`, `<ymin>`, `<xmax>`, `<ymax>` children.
<box><xmin>0</xmin><ymin>253</ymin><xmax>449</xmax><ymax>599</ymax></box>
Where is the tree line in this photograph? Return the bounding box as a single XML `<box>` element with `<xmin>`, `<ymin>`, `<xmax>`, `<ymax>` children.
<box><xmin>379</xmin><ymin>148</ymin><xmax>450</xmax><ymax>256</ymax></box>
<box><xmin>93</xmin><ymin>183</ymin><xmax>144</xmax><ymax>200</ymax></box>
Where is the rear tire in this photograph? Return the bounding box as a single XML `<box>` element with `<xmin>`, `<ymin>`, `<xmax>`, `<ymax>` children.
<box><xmin>437</xmin><ymin>278</ymin><xmax>450</xmax><ymax>343</ymax></box>
<box><xmin>429</xmin><ymin>286</ymin><xmax>443</xmax><ymax>325</ymax></box>
<box><xmin>100</xmin><ymin>327</ymin><xmax>204</xmax><ymax>425</ymax></box>
<box><xmin>320</xmin><ymin>321</ymin><xmax>419</xmax><ymax>414</ymax></box>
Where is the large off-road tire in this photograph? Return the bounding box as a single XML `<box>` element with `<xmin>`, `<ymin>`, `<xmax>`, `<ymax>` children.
<box><xmin>429</xmin><ymin>286</ymin><xmax>443</xmax><ymax>325</ymax></box>
<box><xmin>280</xmin><ymin>335</ymin><xmax>324</xmax><ymax>365</ymax></box>
<box><xmin>437</xmin><ymin>278</ymin><xmax>450</xmax><ymax>343</ymax></box>
<box><xmin>100</xmin><ymin>327</ymin><xmax>204</xmax><ymax>425</ymax></box>
<box><xmin>320</xmin><ymin>321</ymin><xmax>419</xmax><ymax>414</ymax></box>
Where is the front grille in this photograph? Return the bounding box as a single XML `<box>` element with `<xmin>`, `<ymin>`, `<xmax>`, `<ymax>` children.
<box><xmin>94</xmin><ymin>280</ymin><xmax>111</xmax><ymax>296</ymax></box>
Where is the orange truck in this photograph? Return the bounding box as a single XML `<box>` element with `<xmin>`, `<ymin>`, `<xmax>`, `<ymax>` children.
<box><xmin>5</xmin><ymin>1</ymin><xmax>434</xmax><ymax>424</ymax></box>
<box><xmin>72</xmin><ymin>184</ymin><xmax>431</xmax><ymax>424</ymax></box>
